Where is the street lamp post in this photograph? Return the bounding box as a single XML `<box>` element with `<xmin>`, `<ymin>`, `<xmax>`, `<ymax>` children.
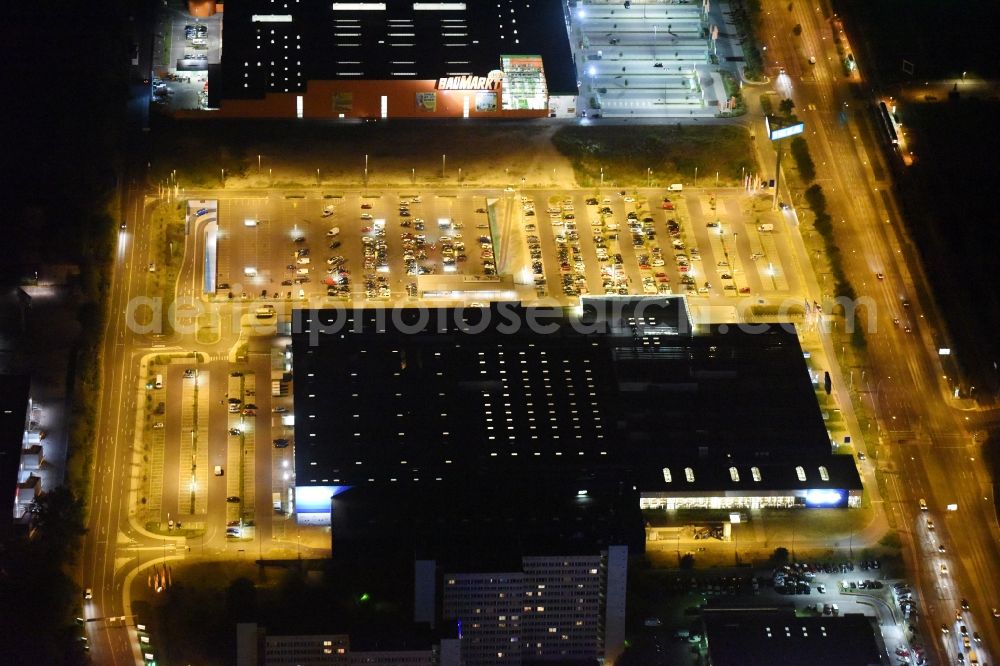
<box><xmin>442</xmin><ymin>154</ymin><xmax>446</xmax><ymax>179</ymax></box>
<box><xmin>257</xmin><ymin>154</ymin><xmax>261</xmax><ymax>174</ymax></box>
<box><xmin>600</xmin><ymin>166</ymin><xmax>604</xmax><ymax>187</ymax></box>
<box><xmin>694</xmin><ymin>166</ymin><xmax>698</xmax><ymax>187</ymax></box>
<box><xmin>220</xmin><ymin>168</ymin><xmax>225</xmax><ymax>187</ymax></box>
<box><xmin>647</xmin><ymin>167</ymin><xmax>652</xmax><ymax>188</ymax></box>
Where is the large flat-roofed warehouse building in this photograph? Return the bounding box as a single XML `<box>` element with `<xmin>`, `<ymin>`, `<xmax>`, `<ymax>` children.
<box><xmin>186</xmin><ymin>0</ymin><xmax>577</xmax><ymax>118</ymax></box>
<box><xmin>289</xmin><ymin>298</ymin><xmax>861</xmax><ymax>523</ymax></box>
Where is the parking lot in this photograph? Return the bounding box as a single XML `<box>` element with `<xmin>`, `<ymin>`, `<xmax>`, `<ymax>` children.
<box><xmin>206</xmin><ymin>187</ymin><xmax>799</xmax><ymax>307</ymax></box>
<box><xmin>515</xmin><ymin>188</ymin><xmax>798</xmax><ymax>301</ymax></box>
<box><xmin>151</xmin><ymin>10</ymin><xmax>220</xmax><ymax>111</ymax></box>
<box><xmin>570</xmin><ymin>1</ymin><xmax>726</xmax><ymax>118</ymax></box>
<box><xmin>213</xmin><ymin>191</ymin><xmax>506</xmax><ymax>302</ymax></box>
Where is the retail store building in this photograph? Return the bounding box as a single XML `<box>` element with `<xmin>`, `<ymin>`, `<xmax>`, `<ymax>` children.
<box><xmin>186</xmin><ymin>0</ymin><xmax>578</xmax><ymax>119</ymax></box>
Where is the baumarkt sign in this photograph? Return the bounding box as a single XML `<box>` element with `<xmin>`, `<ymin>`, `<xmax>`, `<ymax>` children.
<box><xmin>437</xmin><ymin>70</ymin><xmax>504</xmax><ymax>91</ymax></box>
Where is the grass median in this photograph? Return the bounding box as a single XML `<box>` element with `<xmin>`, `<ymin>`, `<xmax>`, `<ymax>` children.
<box><xmin>551</xmin><ymin>124</ymin><xmax>754</xmax><ymax>189</ymax></box>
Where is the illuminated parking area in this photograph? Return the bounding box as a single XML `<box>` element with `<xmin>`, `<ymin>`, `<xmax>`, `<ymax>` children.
<box><xmin>572</xmin><ymin>0</ymin><xmax>716</xmax><ymax>117</ymax></box>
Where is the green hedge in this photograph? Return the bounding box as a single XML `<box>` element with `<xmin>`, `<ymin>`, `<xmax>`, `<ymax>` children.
<box><xmin>805</xmin><ymin>184</ymin><xmax>866</xmax><ymax>348</ymax></box>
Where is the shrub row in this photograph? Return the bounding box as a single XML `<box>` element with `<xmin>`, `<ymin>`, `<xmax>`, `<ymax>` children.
<box><xmin>805</xmin><ymin>184</ymin><xmax>866</xmax><ymax>348</ymax></box>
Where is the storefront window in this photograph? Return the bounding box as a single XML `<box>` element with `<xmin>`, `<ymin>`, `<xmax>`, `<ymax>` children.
<box><xmin>501</xmin><ymin>55</ymin><xmax>547</xmax><ymax>111</ymax></box>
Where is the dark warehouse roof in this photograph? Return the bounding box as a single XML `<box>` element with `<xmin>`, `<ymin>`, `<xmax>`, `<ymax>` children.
<box><xmin>291</xmin><ymin>301</ymin><xmax>842</xmax><ymax>489</ymax></box>
<box><xmin>220</xmin><ymin>0</ymin><xmax>578</xmax><ymax>100</ymax></box>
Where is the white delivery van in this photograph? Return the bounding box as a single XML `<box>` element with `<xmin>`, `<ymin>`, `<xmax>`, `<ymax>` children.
<box><xmin>758</xmin><ymin>223</ymin><xmax>774</xmax><ymax>232</ymax></box>
<box><xmin>668</xmin><ymin>183</ymin><xmax>684</xmax><ymax>192</ymax></box>
<box><xmin>155</xmin><ymin>374</ymin><xmax>163</xmax><ymax>389</ymax></box>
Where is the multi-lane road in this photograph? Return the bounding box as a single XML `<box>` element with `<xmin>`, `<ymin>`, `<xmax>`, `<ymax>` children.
<box><xmin>757</xmin><ymin>1</ymin><xmax>1000</xmax><ymax>661</ymax></box>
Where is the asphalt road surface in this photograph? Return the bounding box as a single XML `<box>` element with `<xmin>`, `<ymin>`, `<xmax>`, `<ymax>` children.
<box><xmin>758</xmin><ymin>2</ymin><xmax>1000</xmax><ymax>662</ymax></box>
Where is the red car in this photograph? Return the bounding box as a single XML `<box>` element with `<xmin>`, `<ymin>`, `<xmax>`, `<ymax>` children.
<box><xmin>361</xmin><ymin>203</ymin><xmax>373</xmax><ymax>209</ymax></box>
<box><xmin>661</xmin><ymin>201</ymin><xmax>674</xmax><ymax>210</ymax></box>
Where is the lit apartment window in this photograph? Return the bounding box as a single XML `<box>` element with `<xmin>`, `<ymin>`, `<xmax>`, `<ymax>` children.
<box><xmin>685</xmin><ymin>467</ymin><xmax>695</xmax><ymax>483</ymax></box>
<box><xmin>751</xmin><ymin>466</ymin><xmax>762</xmax><ymax>482</ymax></box>
<box><xmin>796</xmin><ymin>466</ymin><xmax>807</xmax><ymax>481</ymax></box>
<box><xmin>548</xmin><ymin>627</ymin><xmax>557</xmax><ymax>633</ymax></box>
<box><xmin>662</xmin><ymin>467</ymin><xmax>672</xmax><ymax>483</ymax></box>
<box><xmin>729</xmin><ymin>466</ymin><xmax>740</xmax><ymax>482</ymax></box>
<box><xmin>819</xmin><ymin>465</ymin><xmax>830</xmax><ymax>481</ymax></box>
<box><xmin>537</xmin><ymin>606</ymin><xmax>545</xmax><ymax>612</ymax></box>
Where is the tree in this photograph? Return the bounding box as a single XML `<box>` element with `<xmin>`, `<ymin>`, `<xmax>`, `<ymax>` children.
<box><xmin>31</xmin><ymin>486</ymin><xmax>87</xmax><ymax>562</ymax></box>
<box><xmin>790</xmin><ymin>136</ymin><xmax>816</xmax><ymax>182</ymax></box>
<box><xmin>679</xmin><ymin>554</ymin><xmax>696</xmax><ymax>570</ymax></box>
<box><xmin>778</xmin><ymin>98</ymin><xmax>796</xmax><ymax>116</ymax></box>
<box><xmin>770</xmin><ymin>547</ymin><xmax>790</xmax><ymax>566</ymax></box>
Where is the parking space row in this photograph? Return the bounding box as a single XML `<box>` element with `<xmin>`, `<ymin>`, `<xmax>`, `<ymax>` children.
<box><xmin>209</xmin><ymin>189</ymin><xmax>799</xmax><ymax>306</ymax></box>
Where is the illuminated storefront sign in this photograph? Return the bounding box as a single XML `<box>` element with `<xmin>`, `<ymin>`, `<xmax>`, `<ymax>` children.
<box><xmin>437</xmin><ymin>70</ymin><xmax>504</xmax><ymax>91</ymax></box>
<box><xmin>804</xmin><ymin>488</ymin><xmax>847</xmax><ymax>507</ymax></box>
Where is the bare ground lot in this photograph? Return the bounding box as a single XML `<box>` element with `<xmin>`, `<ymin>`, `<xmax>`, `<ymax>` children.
<box><xmin>148</xmin><ymin>118</ymin><xmax>755</xmax><ymax>191</ymax></box>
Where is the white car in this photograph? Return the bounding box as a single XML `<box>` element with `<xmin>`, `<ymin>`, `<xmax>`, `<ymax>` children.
<box><xmin>361</xmin><ymin>213</ymin><xmax>373</xmax><ymax>220</ymax></box>
<box><xmin>624</xmin><ymin>196</ymin><xmax>635</xmax><ymax>203</ymax></box>
<box><xmin>297</xmin><ymin>257</ymin><xmax>310</xmax><ymax>265</ymax></box>
<box><xmin>326</xmin><ymin>227</ymin><xmax>340</xmax><ymax>237</ymax></box>
<box><xmin>322</xmin><ymin>205</ymin><xmax>335</xmax><ymax>217</ymax></box>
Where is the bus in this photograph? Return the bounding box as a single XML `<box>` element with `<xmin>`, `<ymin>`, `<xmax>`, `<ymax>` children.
<box><xmin>255</xmin><ymin>305</ymin><xmax>276</xmax><ymax>319</ymax></box>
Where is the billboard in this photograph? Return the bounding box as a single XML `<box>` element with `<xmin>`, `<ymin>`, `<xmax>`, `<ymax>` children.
<box><xmin>475</xmin><ymin>92</ymin><xmax>497</xmax><ymax>112</ymax></box>
<box><xmin>765</xmin><ymin>115</ymin><xmax>804</xmax><ymax>141</ymax></box>
<box><xmin>332</xmin><ymin>92</ymin><xmax>353</xmax><ymax>114</ymax></box>
<box><xmin>416</xmin><ymin>92</ymin><xmax>437</xmax><ymax>112</ymax></box>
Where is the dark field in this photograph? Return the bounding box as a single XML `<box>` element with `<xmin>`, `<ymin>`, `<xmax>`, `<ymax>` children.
<box><xmin>835</xmin><ymin>0</ymin><xmax>1000</xmax><ymax>83</ymax></box>
<box><xmin>896</xmin><ymin>98</ymin><xmax>1000</xmax><ymax>398</ymax></box>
